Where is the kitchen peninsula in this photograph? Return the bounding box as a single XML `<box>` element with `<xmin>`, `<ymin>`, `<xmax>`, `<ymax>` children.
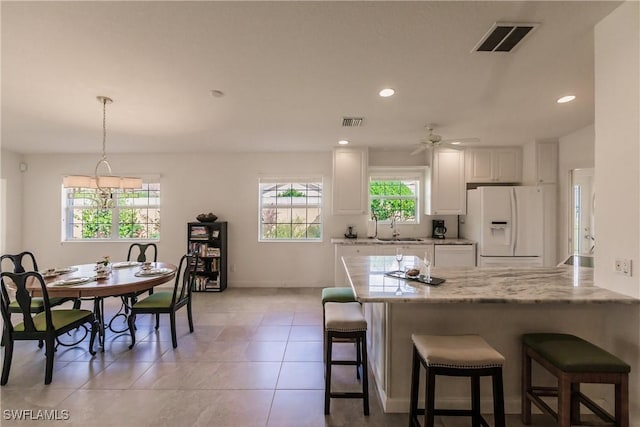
<box><xmin>342</xmin><ymin>255</ymin><xmax>639</xmax><ymax>414</ymax></box>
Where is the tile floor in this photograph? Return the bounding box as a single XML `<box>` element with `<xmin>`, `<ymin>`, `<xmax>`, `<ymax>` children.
<box><xmin>0</xmin><ymin>288</ymin><xmax>560</xmax><ymax>426</ymax></box>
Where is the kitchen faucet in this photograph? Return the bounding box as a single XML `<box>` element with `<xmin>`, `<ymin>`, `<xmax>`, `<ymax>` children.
<box><xmin>390</xmin><ymin>212</ymin><xmax>400</xmax><ymax>238</ymax></box>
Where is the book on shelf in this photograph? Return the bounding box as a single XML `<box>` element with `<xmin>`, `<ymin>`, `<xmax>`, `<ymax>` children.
<box><xmin>192</xmin><ymin>276</ymin><xmax>220</xmax><ymax>291</ymax></box>
<box><xmin>206</xmin><ymin>247</ymin><xmax>220</xmax><ymax>257</ymax></box>
<box><xmin>189</xmin><ymin>225</ymin><xmax>209</xmax><ymax>239</ymax></box>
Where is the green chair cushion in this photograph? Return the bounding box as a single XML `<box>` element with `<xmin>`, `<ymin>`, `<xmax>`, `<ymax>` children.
<box><xmin>322</xmin><ymin>287</ymin><xmax>356</xmax><ymax>305</ymax></box>
<box><xmin>14</xmin><ymin>309</ymin><xmax>93</xmax><ymax>332</ymax></box>
<box><xmin>523</xmin><ymin>333</ymin><xmax>630</xmax><ymax>374</ymax></box>
<box><xmin>9</xmin><ymin>297</ymin><xmax>69</xmax><ymax>313</ymax></box>
<box><xmin>132</xmin><ymin>291</ymin><xmax>173</xmax><ymax>309</ymax></box>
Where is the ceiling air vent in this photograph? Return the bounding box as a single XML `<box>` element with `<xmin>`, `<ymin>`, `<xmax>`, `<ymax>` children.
<box><xmin>474</xmin><ymin>22</ymin><xmax>538</xmax><ymax>52</ymax></box>
<box><xmin>342</xmin><ymin>117</ymin><xmax>364</xmax><ymax>127</ymax></box>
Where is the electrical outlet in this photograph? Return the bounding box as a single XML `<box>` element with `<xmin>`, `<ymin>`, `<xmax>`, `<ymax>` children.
<box><xmin>230</xmin><ymin>264</ymin><xmax>236</xmax><ymax>273</ymax></box>
<box><xmin>614</xmin><ymin>258</ymin><xmax>632</xmax><ymax>277</ymax></box>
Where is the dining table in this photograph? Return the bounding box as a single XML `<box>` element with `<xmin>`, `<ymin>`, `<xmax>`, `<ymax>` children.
<box><xmin>28</xmin><ymin>261</ymin><xmax>177</xmax><ymax>350</ymax></box>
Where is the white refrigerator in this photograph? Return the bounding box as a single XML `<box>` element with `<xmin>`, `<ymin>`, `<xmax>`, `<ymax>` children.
<box><xmin>460</xmin><ymin>186</ymin><xmax>544</xmax><ymax>267</ymax></box>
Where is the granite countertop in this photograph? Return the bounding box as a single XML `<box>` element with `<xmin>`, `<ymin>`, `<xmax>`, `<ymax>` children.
<box><xmin>342</xmin><ymin>255</ymin><xmax>639</xmax><ymax>304</ymax></box>
<box><xmin>331</xmin><ymin>237</ymin><xmax>474</xmax><ymax>245</ymax></box>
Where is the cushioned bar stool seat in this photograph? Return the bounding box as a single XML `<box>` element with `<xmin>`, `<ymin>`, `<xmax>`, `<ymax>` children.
<box><xmin>409</xmin><ymin>334</ymin><xmax>506</xmax><ymax>427</ymax></box>
<box><xmin>522</xmin><ymin>333</ymin><xmax>630</xmax><ymax>427</ymax></box>
<box><xmin>324</xmin><ymin>302</ymin><xmax>369</xmax><ymax>415</ymax></box>
<box><xmin>321</xmin><ymin>287</ymin><xmax>356</xmax><ymax>305</ymax></box>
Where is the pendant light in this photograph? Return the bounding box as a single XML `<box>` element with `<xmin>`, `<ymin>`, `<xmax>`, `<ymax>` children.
<box><xmin>63</xmin><ymin>96</ymin><xmax>142</xmax><ymax>209</ymax></box>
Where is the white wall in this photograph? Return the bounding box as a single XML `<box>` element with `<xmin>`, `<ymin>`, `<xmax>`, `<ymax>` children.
<box><xmin>20</xmin><ymin>151</ymin><xmax>343</xmax><ymax>287</ymax></box>
<box><xmin>0</xmin><ymin>148</ymin><xmax>24</xmax><ymax>254</ymax></box>
<box><xmin>595</xmin><ymin>1</ymin><xmax>640</xmax><ymax>423</ymax></box>
<box><xmin>594</xmin><ymin>1</ymin><xmax>640</xmax><ymax>299</ymax></box>
<box><xmin>558</xmin><ymin>124</ymin><xmax>595</xmax><ymax>257</ymax></box>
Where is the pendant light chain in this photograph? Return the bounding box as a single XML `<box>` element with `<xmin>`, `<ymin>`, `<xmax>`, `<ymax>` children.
<box><xmin>102</xmin><ymin>97</ymin><xmax>107</xmax><ymax>161</ymax></box>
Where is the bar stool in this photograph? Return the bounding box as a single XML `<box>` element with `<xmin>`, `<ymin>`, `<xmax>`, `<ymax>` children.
<box><xmin>522</xmin><ymin>333</ymin><xmax>630</xmax><ymax>427</ymax></box>
<box><xmin>409</xmin><ymin>334</ymin><xmax>506</xmax><ymax>427</ymax></box>
<box><xmin>324</xmin><ymin>302</ymin><xmax>369</xmax><ymax>415</ymax></box>
<box><xmin>321</xmin><ymin>287</ymin><xmax>357</xmax><ymax>361</ymax></box>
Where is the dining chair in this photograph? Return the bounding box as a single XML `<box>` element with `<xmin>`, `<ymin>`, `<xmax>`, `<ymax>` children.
<box><xmin>127</xmin><ymin>243</ymin><xmax>158</xmax><ymax>300</ymax></box>
<box><xmin>0</xmin><ymin>252</ymin><xmax>78</xmax><ymax>347</ymax></box>
<box><xmin>127</xmin><ymin>254</ymin><xmax>197</xmax><ymax>349</ymax></box>
<box><xmin>0</xmin><ymin>271</ymin><xmax>97</xmax><ymax>385</ymax></box>
<box><xmin>127</xmin><ymin>243</ymin><xmax>158</xmax><ymax>263</ymax></box>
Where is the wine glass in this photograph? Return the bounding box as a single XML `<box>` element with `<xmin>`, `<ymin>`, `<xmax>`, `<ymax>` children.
<box><xmin>395</xmin><ymin>248</ymin><xmax>404</xmax><ymax>269</ymax></box>
<box><xmin>394</xmin><ymin>281</ymin><xmax>403</xmax><ymax>296</ymax></box>
<box><xmin>424</xmin><ymin>258</ymin><xmax>432</xmax><ymax>282</ymax></box>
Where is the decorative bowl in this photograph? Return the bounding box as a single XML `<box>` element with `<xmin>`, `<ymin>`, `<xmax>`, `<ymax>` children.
<box><xmin>196</xmin><ymin>213</ymin><xmax>218</xmax><ymax>223</ymax></box>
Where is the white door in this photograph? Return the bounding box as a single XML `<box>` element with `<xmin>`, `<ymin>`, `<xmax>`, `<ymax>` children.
<box><xmin>513</xmin><ymin>186</ymin><xmax>543</xmax><ymax>257</ymax></box>
<box><xmin>479</xmin><ymin>187</ymin><xmax>514</xmax><ymax>256</ymax></box>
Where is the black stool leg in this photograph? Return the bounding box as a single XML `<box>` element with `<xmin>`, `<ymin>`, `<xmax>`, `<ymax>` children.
<box><xmin>425</xmin><ymin>367</ymin><xmax>436</xmax><ymax>427</ymax></box>
<box><xmin>361</xmin><ymin>332</ymin><xmax>369</xmax><ymax>416</ymax></box>
<box><xmin>409</xmin><ymin>345</ymin><xmax>420</xmax><ymax>427</ymax></box>
<box><xmin>521</xmin><ymin>345</ymin><xmax>532</xmax><ymax>425</ymax></box>
<box><xmin>324</xmin><ymin>332</ymin><xmax>333</xmax><ymax>415</ymax></box>
<box><xmin>356</xmin><ymin>335</ymin><xmax>362</xmax><ymax>380</ymax></box>
<box><xmin>471</xmin><ymin>374</ymin><xmax>481</xmax><ymax>427</ymax></box>
<box><xmin>493</xmin><ymin>368</ymin><xmax>506</xmax><ymax>427</ymax></box>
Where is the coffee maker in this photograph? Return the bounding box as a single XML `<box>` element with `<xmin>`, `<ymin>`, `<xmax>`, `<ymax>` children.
<box><xmin>432</xmin><ymin>220</ymin><xmax>447</xmax><ymax>239</ymax></box>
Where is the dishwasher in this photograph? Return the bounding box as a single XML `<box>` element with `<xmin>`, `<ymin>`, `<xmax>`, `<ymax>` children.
<box><xmin>434</xmin><ymin>244</ymin><xmax>476</xmax><ymax>267</ymax></box>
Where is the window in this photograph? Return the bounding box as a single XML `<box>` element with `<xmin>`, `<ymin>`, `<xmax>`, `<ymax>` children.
<box><xmin>259</xmin><ymin>178</ymin><xmax>322</xmax><ymax>241</ymax></box>
<box><xmin>62</xmin><ymin>183</ymin><xmax>160</xmax><ymax>241</ymax></box>
<box><xmin>369</xmin><ymin>168</ymin><xmax>421</xmax><ymax>223</ymax></box>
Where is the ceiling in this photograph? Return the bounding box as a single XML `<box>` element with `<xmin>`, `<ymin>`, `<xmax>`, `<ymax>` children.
<box><xmin>1</xmin><ymin>1</ymin><xmax>623</xmax><ymax>154</ymax></box>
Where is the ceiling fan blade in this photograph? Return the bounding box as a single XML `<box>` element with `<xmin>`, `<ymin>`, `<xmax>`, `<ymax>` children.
<box><xmin>440</xmin><ymin>137</ymin><xmax>480</xmax><ymax>144</ymax></box>
<box><xmin>410</xmin><ymin>145</ymin><xmax>427</xmax><ymax>156</ymax></box>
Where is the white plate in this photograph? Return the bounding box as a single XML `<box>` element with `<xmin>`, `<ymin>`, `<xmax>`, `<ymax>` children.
<box><xmin>135</xmin><ymin>268</ymin><xmax>173</xmax><ymax>277</ymax></box>
<box><xmin>42</xmin><ymin>271</ymin><xmax>60</xmax><ymax>278</ymax></box>
<box><xmin>49</xmin><ymin>277</ymin><xmax>94</xmax><ymax>287</ymax></box>
<box><xmin>54</xmin><ymin>267</ymin><xmax>78</xmax><ymax>274</ymax></box>
<box><xmin>112</xmin><ymin>261</ymin><xmax>141</xmax><ymax>268</ymax></box>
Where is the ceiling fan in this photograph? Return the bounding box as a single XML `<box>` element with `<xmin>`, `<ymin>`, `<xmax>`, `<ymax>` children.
<box><xmin>410</xmin><ymin>125</ymin><xmax>480</xmax><ymax>156</ymax></box>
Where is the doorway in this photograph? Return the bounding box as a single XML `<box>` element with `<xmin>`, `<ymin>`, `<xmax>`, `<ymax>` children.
<box><xmin>570</xmin><ymin>168</ymin><xmax>595</xmax><ymax>254</ymax></box>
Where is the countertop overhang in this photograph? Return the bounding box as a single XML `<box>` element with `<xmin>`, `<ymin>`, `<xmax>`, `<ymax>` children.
<box><xmin>343</xmin><ymin>255</ymin><xmax>639</xmax><ymax>304</ymax></box>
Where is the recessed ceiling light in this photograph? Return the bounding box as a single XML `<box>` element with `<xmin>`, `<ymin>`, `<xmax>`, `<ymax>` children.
<box><xmin>450</xmin><ymin>141</ymin><xmax>461</xmax><ymax>145</ymax></box>
<box><xmin>210</xmin><ymin>89</ymin><xmax>225</xmax><ymax>98</ymax></box>
<box><xmin>338</xmin><ymin>140</ymin><xmax>350</xmax><ymax>145</ymax></box>
<box><xmin>379</xmin><ymin>88</ymin><xmax>395</xmax><ymax>97</ymax></box>
<box><xmin>557</xmin><ymin>95</ymin><xmax>576</xmax><ymax>104</ymax></box>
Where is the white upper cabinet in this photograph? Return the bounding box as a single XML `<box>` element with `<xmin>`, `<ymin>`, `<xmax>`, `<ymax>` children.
<box><xmin>332</xmin><ymin>147</ymin><xmax>368</xmax><ymax>215</ymax></box>
<box><xmin>536</xmin><ymin>141</ymin><xmax>558</xmax><ymax>184</ymax></box>
<box><xmin>465</xmin><ymin>147</ymin><xmax>522</xmax><ymax>183</ymax></box>
<box><xmin>425</xmin><ymin>148</ymin><xmax>466</xmax><ymax>215</ymax></box>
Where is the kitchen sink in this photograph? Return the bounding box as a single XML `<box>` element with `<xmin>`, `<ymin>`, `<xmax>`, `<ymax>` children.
<box><xmin>377</xmin><ymin>237</ymin><xmax>424</xmax><ymax>242</ymax></box>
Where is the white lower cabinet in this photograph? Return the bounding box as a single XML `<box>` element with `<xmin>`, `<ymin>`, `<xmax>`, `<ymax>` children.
<box><xmin>433</xmin><ymin>244</ymin><xmax>476</xmax><ymax>267</ymax></box>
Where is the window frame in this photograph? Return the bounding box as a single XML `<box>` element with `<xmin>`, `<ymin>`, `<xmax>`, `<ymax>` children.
<box><xmin>258</xmin><ymin>176</ymin><xmax>324</xmax><ymax>243</ymax></box>
<box><xmin>368</xmin><ymin>167</ymin><xmax>423</xmax><ymax>225</ymax></box>
<box><xmin>61</xmin><ymin>180</ymin><xmax>161</xmax><ymax>242</ymax></box>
